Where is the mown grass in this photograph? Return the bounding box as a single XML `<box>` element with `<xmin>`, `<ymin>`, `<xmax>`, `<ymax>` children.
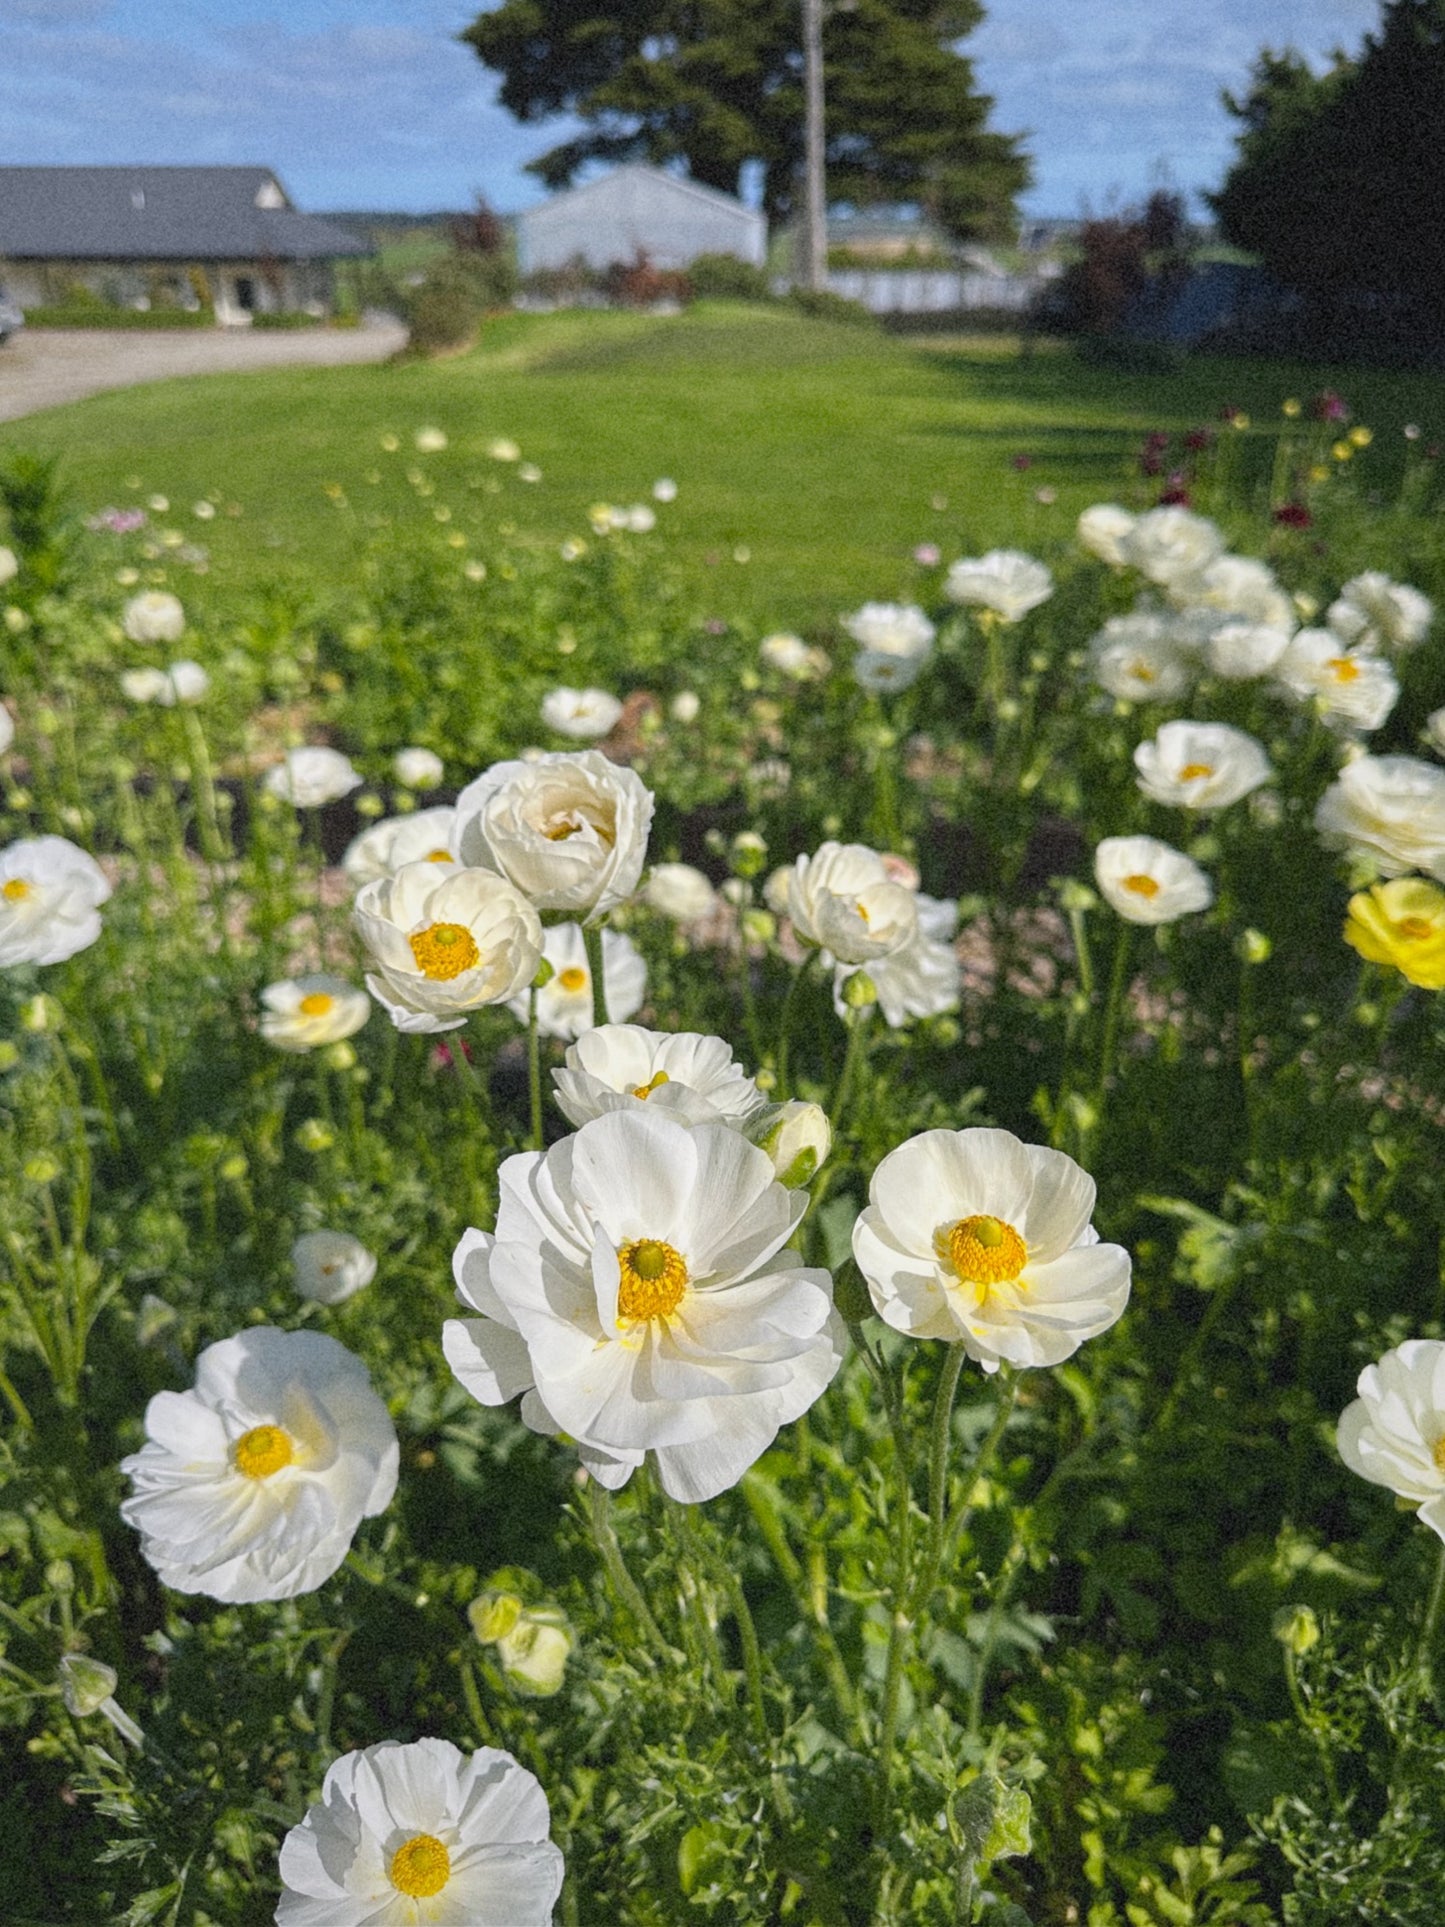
<box><xmin>7</xmin><ymin>301</ymin><xmax>1445</xmax><ymax>626</ymax></box>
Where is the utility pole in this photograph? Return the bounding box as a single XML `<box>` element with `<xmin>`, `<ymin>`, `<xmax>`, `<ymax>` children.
<box><xmin>801</xmin><ymin>0</ymin><xmax>827</xmax><ymax>290</ymax></box>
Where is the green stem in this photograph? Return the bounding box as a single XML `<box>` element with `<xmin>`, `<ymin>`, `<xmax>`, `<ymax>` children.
<box><xmin>527</xmin><ymin>989</ymin><xmax>544</xmax><ymax>1151</ymax></box>
<box><xmin>585</xmin><ymin>1479</ymin><xmax>672</xmax><ymax>1664</ymax></box>
<box><xmin>907</xmin><ymin>1344</ymin><xmax>969</xmax><ymax>1619</ymax></box>
<box><xmin>742</xmin><ymin>1471</ymin><xmax>858</xmax><ymax>1722</ymax></box>
<box><xmin>458</xmin><ymin>1653</ymin><xmax>498</xmax><ymax>1745</ymax></box>
<box><xmin>1284</xmin><ymin>1642</ymin><xmax>1341</xmax><ymax>1812</ymax></box>
<box><xmin>774</xmin><ymin>952</ymin><xmax>814</xmax><ymax>1099</ymax></box>
<box><xmin>828</xmin><ymin>1006</ymin><xmax>872</xmax><ymax>1142</ymax></box>
<box><xmin>938</xmin><ymin>1368</ymin><xmax>1022</xmax><ymax>1581</ymax></box>
<box><xmin>1094</xmin><ymin>919</ymin><xmax>1132</xmax><ymax>1126</ymax></box>
<box><xmin>582</xmin><ymin>921</ymin><xmax>607</xmax><ymax>1032</ymax></box>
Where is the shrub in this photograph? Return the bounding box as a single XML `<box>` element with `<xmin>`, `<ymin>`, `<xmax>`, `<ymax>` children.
<box><xmin>687</xmin><ymin>252</ymin><xmax>775</xmax><ymax>302</ymax></box>
<box><xmin>785</xmin><ymin>284</ymin><xmax>877</xmax><ymax>327</ymax></box>
<box><xmin>601</xmin><ymin>254</ymin><xmax>692</xmax><ymax>309</ymax></box>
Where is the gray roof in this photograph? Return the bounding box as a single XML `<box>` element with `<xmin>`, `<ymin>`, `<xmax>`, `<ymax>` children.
<box><xmin>0</xmin><ymin>167</ymin><xmax>372</xmax><ymax>262</ymax></box>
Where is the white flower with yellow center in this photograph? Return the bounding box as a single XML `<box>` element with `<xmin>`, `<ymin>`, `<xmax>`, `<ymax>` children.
<box><xmin>1327</xmin><ymin>572</ymin><xmax>1433</xmax><ymax>654</ymax></box>
<box><xmin>841</xmin><ymin>602</ymin><xmax>935</xmax><ymax>660</ymax></box>
<box><xmin>264</xmin><ymin>746</ymin><xmax>363</xmax><ymax>808</ymax></box>
<box><xmin>553</xmin><ymin>1024</ymin><xmax>766</xmax><ymax>1129</ymax></box>
<box><xmin>341</xmin><ymin>807</ymin><xmax>459</xmax><ymax>887</ymax></box>
<box><xmin>0</xmin><ymin>835</ymin><xmax>112</xmax><ymax>966</ymax></box>
<box><xmin>392</xmin><ymin>745</ymin><xmax>444</xmax><ymax>790</ymax></box>
<box><xmin>1274</xmin><ymin>630</ymin><xmax>1399</xmax><ymax>731</ymax></box>
<box><xmin>1094</xmin><ymin>836</ymin><xmax>1213</xmax><ymax>925</ymax></box>
<box><xmin>454</xmin><ymin>749</ymin><xmax>654</xmax><ymax>919</ymax></box>
<box><xmin>443</xmin><ymin>1112</ymin><xmax>845</xmax><ymax>1502</ymax></box>
<box><xmin>1170</xmin><ymin>554</ymin><xmax>1295</xmax><ymax>632</ymax></box>
<box><xmin>122</xmin><ymin>589</ymin><xmax>185</xmax><ymax>643</ymax></box>
<box><xmin>292</xmin><ymin>1230</ymin><xmax>377</xmax><ymax>1306</ymax></box>
<box><xmin>118</xmin><ymin>1327</ymin><xmax>398</xmax><ymax>1602</ymax></box>
<box><xmin>1120</xmin><ymin>505</ymin><xmax>1224</xmax><ymax>587</ymax></box>
<box><xmin>259</xmin><ymin>974</ymin><xmax>371</xmax><ymax>1053</ymax></box>
<box><xmin>833</xmin><ymin>892</ymin><xmax>960</xmax><ymax>1027</ymax></box>
<box><xmin>506</xmin><ymin>921</ymin><xmax>646</xmax><ymax>1041</ymax></box>
<box><xmin>354</xmin><ymin>862</ymin><xmax>543</xmax><ymax>1034</ymax></box>
<box><xmin>541</xmin><ymin>686</ymin><xmax>623</xmax><ymax>740</ymax></box>
<box><xmin>1337</xmin><ymin>1341</ymin><xmax>1445</xmax><ymax>1544</ymax></box>
<box><xmin>276</xmin><ymin>1738</ymin><xmax>564</xmax><ymax>1927</ymax></box>
<box><xmin>785</xmin><ymin>841</ymin><xmax>920</xmax><ymax>966</ymax></box>
<box><xmin>1088</xmin><ymin>614</ymin><xmax>1193</xmax><ymax>702</ymax></box>
<box><xmin>944</xmin><ymin>549</ymin><xmax>1054</xmax><ymax>621</ymax></box>
<box><xmin>853</xmin><ymin>1127</ymin><xmax>1130</xmax><ymax>1371</ymax></box>
<box><xmin>1133</xmin><ymin>721</ymin><xmax>1272</xmax><ymax>811</ymax></box>
<box><xmin>1077</xmin><ymin>503</ymin><xmax>1137</xmax><ymax>566</ymax></box>
<box><xmin>1314</xmin><ymin>754</ymin><xmax>1445</xmax><ymax>881</ymax></box>
<box><xmin>1203</xmin><ymin>620</ymin><xmax>1294</xmax><ymax>681</ymax></box>
<box><xmin>644</xmin><ymin>861</ymin><xmax>718</xmax><ymax>922</ymax></box>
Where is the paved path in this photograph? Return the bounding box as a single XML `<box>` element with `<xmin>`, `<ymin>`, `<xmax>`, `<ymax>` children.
<box><xmin>0</xmin><ymin>321</ymin><xmax>409</xmax><ymax>423</ymax></box>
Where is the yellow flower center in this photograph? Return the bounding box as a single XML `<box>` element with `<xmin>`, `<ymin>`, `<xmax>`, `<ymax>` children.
<box><xmin>629</xmin><ymin>1069</ymin><xmax>670</xmax><ymax>1100</ymax></box>
<box><xmin>2</xmin><ymin>877</ymin><xmax>33</xmax><ymax>902</ymax></box>
<box><xmin>1130</xmin><ymin>661</ymin><xmax>1156</xmax><ymax>683</ymax></box>
<box><xmin>298</xmin><ymin>992</ymin><xmax>335</xmax><ymax>1018</ymax></box>
<box><xmin>944</xmin><ymin>1214</ymin><xmax>1028</xmax><ymax>1292</ymax></box>
<box><xmin>557</xmin><ymin>966</ymin><xmax>588</xmax><ymax>993</ymax></box>
<box><xmin>409</xmin><ymin>921</ymin><xmax>480</xmax><ymax>981</ymax></box>
<box><xmin>617</xmin><ymin>1238</ymin><xmax>688</xmax><ymax>1322</ymax></box>
<box><xmin>1434</xmin><ymin>1435</ymin><xmax>1445</xmax><ymax>1473</ymax></box>
<box><xmin>544</xmin><ymin>813</ymin><xmax>584</xmax><ymax>842</ymax></box>
<box><xmin>855</xmin><ymin>900</ymin><xmax>871</xmax><ymax>923</ymax></box>
<box><xmin>1178</xmin><ymin>762</ymin><xmax>1214</xmax><ymax>781</ymax></box>
<box><xmin>1396</xmin><ymin>916</ymin><xmax>1434</xmax><ymax>942</ymax></box>
<box><xmin>1122</xmin><ymin>873</ymin><xmax>1161</xmax><ymax>899</ymax></box>
<box><xmin>232</xmin><ymin>1424</ymin><xmax>295</xmax><ymax>1480</ymax></box>
<box><xmin>1328</xmin><ymin>657</ymin><xmax>1360</xmax><ymax>683</ymax></box>
<box><xmin>389</xmin><ymin>1833</ymin><xmax>451</xmax><ymax>1898</ymax></box>
<box><xmin>425</xmin><ymin>848</ymin><xmax>453</xmax><ymax>863</ymax></box>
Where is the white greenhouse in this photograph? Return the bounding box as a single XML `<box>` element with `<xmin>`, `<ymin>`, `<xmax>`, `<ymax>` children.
<box><xmin>517</xmin><ymin>165</ymin><xmax>766</xmax><ymax>276</ymax></box>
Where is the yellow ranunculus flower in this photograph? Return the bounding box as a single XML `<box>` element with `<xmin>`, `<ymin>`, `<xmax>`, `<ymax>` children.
<box><xmin>1343</xmin><ymin>877</ymin><xmax>1445</xmax><ymax>988</ymax></box>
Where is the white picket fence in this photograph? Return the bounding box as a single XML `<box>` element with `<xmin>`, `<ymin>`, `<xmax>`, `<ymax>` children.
<box><xmin>820</xmin><ymin>269</ymin><xmax>1047</xmax><ymax>314</ymax></box>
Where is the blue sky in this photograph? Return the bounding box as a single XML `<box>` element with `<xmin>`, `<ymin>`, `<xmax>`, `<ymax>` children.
<box><xmin>0</xmin><ymin>0</ymin><xmax>1382</xmax><ymax>217</ymax></box>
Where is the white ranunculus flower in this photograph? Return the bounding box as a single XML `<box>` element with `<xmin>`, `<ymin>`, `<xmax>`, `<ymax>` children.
<box><xmin>653</xmin><ymin>476</ymin><xmax>678</xmax><ymax>502</ymax></box>
<box><xmin>944</xmin><ymin>549</ymin><xmax>1054</xmax><ymax>621</ymax></box>
<box><xmin>841</xmin><ymin>602</ymin><xmax>936</xmax><ymax>659</ymax></box>
<box><xmin>1088</xmin><ymin>614</ymin><xmax>1192</xmax><ymax>701</ymax></box>
<box><xmin>644</xmin><ymin>861</ymin><xmax>718</xmax><ymax>922</ymax></box>
<box><xmin>1133</xmin><ymin>721</ymin><xmax>1272</xmax><ymax>811</ymax></box>
<box><xmin>507</xmin><ymin>921</ymin><xmax>645</xmax><ymax>1041</ymax></box>
<box><xmin>1314</xmin><ymin>754</ymin><xmax>1445</xmax><ymax>881</ymax></box>
<box><xmin>1337</xmin><ymin>1341</ymin><xmax>1445</xmax><ymax>1543</ymax></box>
<box><xmin>1094</xmin><ymin>835</ymin><xmax>1213</xmax><ymax>924</ymax></box>
<box><xmin>1274</xmin><ymin>630</ymin><xmax>1399</xmax><ymax>731</ymax></box>
<box><xmin>854</xmin><ymin>648</ymin><xmax>927</xmax><ymax>694</ymax></box>
<box><xmin>259</xmin><ymin>974</ymin><xmax>371</xmax><ymax>1053</ymax></box>
<box><xmin>1120</xmin><ymin>506</ymin><xmax>1225</xmax><ymax>587</ymax></box>
<box><xmin>833</xmin><ymin>892</ymin><xmax>960</xmax><ymax>1028</ymax></box>
<box><xmin>264</xmin><ymin>746</ymin><xmax>363</xmax><ymax>808</ymax></box>
<box><xmin>760</xmin><ymin>632</ymin><xmax>813</xmax><ymax>676</ymax></box>
<box><xmin>1204</xmin><ymin>620</ymin><xmax>1294</xmax><ymax>681</ymax></box>
<box><xmin>1327</xmin><ymin>572</ymin><xmax>1434</xmax><ymax>654</ymax></box>
<box><xmin>443</xmin><ymin>1112</ymin><xmax>845</xmax><ymax>1502</ymax></box>
<box><xmin>0</xmin><ymin>706</ymin><xmax>12</xmax><ymax>756</ymax></box>
<box><xmin>0</xmin><ymin>546</ymin><xmax>17</xmax><ymax>587</ymax></box>
<box><xmin>120</xmin><ymin>667</ymin><xmax>169</xmax><ymax>703</ymax></box>
<box><xmin>414</xmin><ymin>426</ymin><xmax>448</xmax><ymax>452</ymax></box>
<box><xmin>0</xmin><ymin>835</ymin><xmax>112</xmax><ymax>966</ymax></box>
<box><xmin>541</xmin><ymin>686</ymin><xmax>624</xmax><ymax>740</ymax></box>
<box><xmin>392</xmin><ymin>745</ymin><xmax>443</xmax><ymax>789</ymax></box>
<box><xmin>670</xmin><ymin>689</ymin><xmax>701</xmax><ymax>722</ymax></box>
<box><xmin>122</xmin><ymin>589</ymin><xmax>185</xmax><ymax>643</ymax></box>
<box><xmin>785</xmin><ymin>841</ymin><xmax>920</xmax><ymax>965</ymax></box>
<box><xmin>119</xmin><ymin>1327</ymin><xmax>397</xmax><ymax>1602</ymax></box>
<box><xmin>1172</xmin><ymin>554</ymin><xmax>1295</xmax><ymax>632</ymax></box>
<box><xmin>276</xmin><ymin>1739</ymin><xmax>564</xmax><ymax>1927</ymax></box>
<box><xmin>151</xmin><ymin>659</ymin><xmax>209</xmax><ymax>706</ymax></box>
<box><xmin>454</xmin><ymin>749</ymin><xmax>654</xmax><ymax>919</ymax></box>
<box><xmin>1076</xmin><ymin>503</ymin><xmax>1137</xmax><ymax>566</ymax></box>
<box><xmin>853</xmin><ymin>1127</ymin><xmax>1131</xmax><ymax>1371</ymax></box>
<box><xmin>291</xmin><ymin>1230</ymin><xmax>377</xmax><ymax>1306</ymax></box>
<box><xmin>341</xmin><ymin>807</ymin><xmax>459</xmax><ymax>887</ymax></box>
<box><xmin>553</xmin><ymin>1024</ymin><xmax>765</xmax><ymax>1130</ymax></box>
<box><xmin>354</xmin><ymin>862</ymin><xmax>544</xmax><ymax>1033</ymax></box>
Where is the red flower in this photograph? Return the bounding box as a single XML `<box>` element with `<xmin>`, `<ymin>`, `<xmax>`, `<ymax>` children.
<box><xmin>1272</xmin><ymin>502</ymin><xmax>1313</xmax><ymax>528</ymax></box>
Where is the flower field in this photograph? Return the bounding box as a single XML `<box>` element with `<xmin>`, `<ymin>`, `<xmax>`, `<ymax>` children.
<box><xmin>3</xmin><ymin>363</ymin><xmax>1445</xmax><ymax>1925</ymax></box>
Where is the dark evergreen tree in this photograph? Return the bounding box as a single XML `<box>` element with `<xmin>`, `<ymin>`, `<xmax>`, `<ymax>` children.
<box><xmin>460</xmin><ymin>0</ymin><xmax>1029</xmax><ymax>240</ymax></box>
<box><xmin>1211</xmin><ymin>0</ymin><xmax>1445</xmax><ymax>311</ymax></box>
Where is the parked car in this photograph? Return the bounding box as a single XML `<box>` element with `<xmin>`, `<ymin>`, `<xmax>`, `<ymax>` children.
<box><xmin>0</xmin><ymin>287</ymin><xmax>24</xmax><ymax>344</ymax></box>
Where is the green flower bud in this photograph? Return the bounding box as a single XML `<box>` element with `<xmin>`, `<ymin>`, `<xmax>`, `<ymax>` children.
<box><xmin>1238</xmin><ymin>928</ymin><xmax>1272</xmax><ymax>965</ymax></box>
<box><xmin>469</xmin><ymin>1590</ymin><xmax>524</xmax><ymax>1645</ymax></box>
<box><xmin>496</xmin><ymin>1609</ymin><xmax>574</xmax><ymax>1698</ymax></box>
<box><xmin>59</xmin><ymin>1653</ymin><xmax>118</xmax><ymax>1718</ymax></box>
<box><xmin>294</xmin><ymin>1117</ymin><xmax>336</xmax><ymax>1153</ymax></box>
<box><xmin>729</xmin><ymin>831</ymin><xmax>768</xmax><ymax>879</ymax></box>
<box><xmin>24</xmin><ymin>1153</ymin><xmax>61</xmax><ymax>1186</ymax></box>
<box><xmin>841</xmin><ymin>970</ymin><xmax>878</xmax><ymax>1009</ymax></box>
<box><xmin>323</xmin><ymin>1041</ymin><xmax>357</xmax><ymax>1072</ymax></box>
<box><xmin>1272</xmin><ymin>1603</ymin><xmax>1321</xmax><ymax>1656</ymax></box>
<box><xmin>753</xmin><ymin>1101</ymin><xmax>832</xmax><ymax>1188</ymax></box>
<box><xmin>0</xmin><ymin>1041</ymin><xmax>20</xmax><ymax>1071</ymax></box>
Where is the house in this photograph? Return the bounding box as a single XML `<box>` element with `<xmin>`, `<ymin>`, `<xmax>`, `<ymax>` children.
<box><xmin>516</xmin><ymin>165</ymin><xmax>766</xmax><ymax>277</ymax></box>
<box><xmin>0</xmin><ymin>167</ymin><xmax>371</xmax><ymax>324</ymax></box>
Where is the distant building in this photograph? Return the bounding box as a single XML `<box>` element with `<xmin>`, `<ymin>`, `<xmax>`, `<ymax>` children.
<box><xmin>0</xmin><ymin>167</ymin><xmax>370</xmax><ymax>323</ymax></box>
<box><xmin>517</xmin><ymin>166</ymin><xmax>766</xmax><ymax>276</ymax></box>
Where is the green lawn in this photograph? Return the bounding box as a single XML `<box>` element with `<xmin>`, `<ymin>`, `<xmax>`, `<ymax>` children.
<box><xmin>8</xmin><ymin>302</ymin><xmax>1445</xmax><ymax>627</ymax></box>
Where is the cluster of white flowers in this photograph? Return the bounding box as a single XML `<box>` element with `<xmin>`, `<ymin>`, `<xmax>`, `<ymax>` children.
<box><xmin>120</xmin><ymin>660</ymin><xmax>210</xmax><ymax>706</ymax></box>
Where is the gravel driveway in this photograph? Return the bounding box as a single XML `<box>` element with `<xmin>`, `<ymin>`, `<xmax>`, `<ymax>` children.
<box><xmin>0</xmin><ymin>320</ymin><xmax>409</xmax><ymax>423</ymax></box>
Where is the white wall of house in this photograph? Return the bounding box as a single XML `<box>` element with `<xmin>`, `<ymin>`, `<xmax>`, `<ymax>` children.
<box><xmin>518</xmin><ymin>166</ymin><xmax>766</xmax><ymax>275</ymax></box>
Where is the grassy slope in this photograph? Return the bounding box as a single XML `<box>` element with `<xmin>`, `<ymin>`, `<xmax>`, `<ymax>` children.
<box><xmin>7</xmin><ymin>302</ymin><xmax>1445</xmax><ymax>627</ymax></box>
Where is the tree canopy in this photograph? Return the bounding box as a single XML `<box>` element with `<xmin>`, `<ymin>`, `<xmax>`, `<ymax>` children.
<box><xmin>460</xmin><ymin>0</ymin><xmax>1030</xmax><ymax>240</ymax></box>
<box><xmin>1211</xmin><ymin>0</ymin><xmax>1445</xmax><ymax>311</ymax></box>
